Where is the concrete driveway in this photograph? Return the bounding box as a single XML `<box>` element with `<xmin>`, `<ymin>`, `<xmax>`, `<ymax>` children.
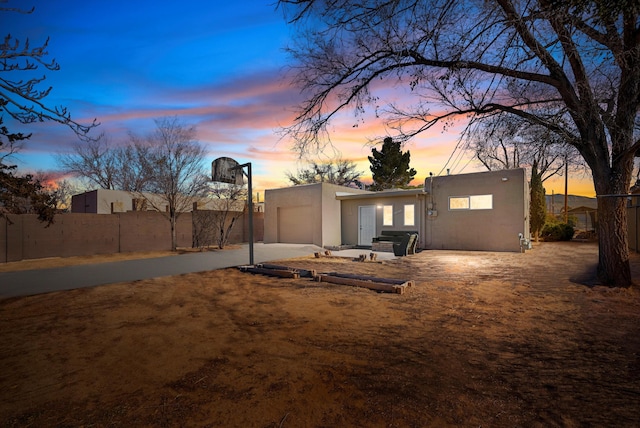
<box><xmin>0</xmin><ymin>243</ymin><xmax>395</xmax><ymax>298</ymax></box>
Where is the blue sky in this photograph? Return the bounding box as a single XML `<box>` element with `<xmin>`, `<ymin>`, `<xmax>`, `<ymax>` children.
<box><xmin>3</xmin><ymin>0</ymin><xmax>595</xmax><ymax>197</ymax></box>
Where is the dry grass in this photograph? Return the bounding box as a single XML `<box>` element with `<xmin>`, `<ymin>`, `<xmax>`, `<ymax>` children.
<box><xmin>1</xmin><ymin>241</ymin><xmax>639</xmax><ymax>427</ymax></box>
<box><xmin>0</xmin><ymin>251</ymin><xmax>177</xmax><ymax>273</ymax></box>
<box><xmin>0</xmin><ymin>246</ymin><xmax>244</xmax><ymax>273</ymax></box>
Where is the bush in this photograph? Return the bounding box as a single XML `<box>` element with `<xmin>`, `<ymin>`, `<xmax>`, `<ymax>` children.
<box><xmin>541</xmin><ymin>223</ymin><xmax>575</xmax><ymax>241</ymax></box>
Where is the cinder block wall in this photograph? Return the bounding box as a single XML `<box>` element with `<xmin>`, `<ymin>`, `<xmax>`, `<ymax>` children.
<box><xmin>0</xmin><ymin>211</ymin><xmax>264</xmax><ymax>263</ymax></box>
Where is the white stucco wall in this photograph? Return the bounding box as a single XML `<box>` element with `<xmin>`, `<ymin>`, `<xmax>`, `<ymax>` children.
<box><xmin>264</xmin><ymin>183</ymin><xmax>368</xmax><ymax>247</ymax></box>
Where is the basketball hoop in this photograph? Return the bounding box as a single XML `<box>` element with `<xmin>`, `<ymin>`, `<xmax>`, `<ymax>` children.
<box><xmin>211</xmin><ymin>156</ymin><xmax>254</xmax><ymax>265</ymax></box>
<box><xmin>212</xmin><ymin>157</ymin><xmax>244</xmax><ymax>185</ymax></box>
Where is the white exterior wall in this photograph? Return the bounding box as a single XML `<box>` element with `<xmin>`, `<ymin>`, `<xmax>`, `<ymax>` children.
<box><xmin>72</xmin><ymin>189</ymin><xmax>140</xmax><ymax>214</ymax></box>
<box><xmin>264</xmin><ymin>183</ymin><xmax>368</xmax><ymax>247</ymax></box>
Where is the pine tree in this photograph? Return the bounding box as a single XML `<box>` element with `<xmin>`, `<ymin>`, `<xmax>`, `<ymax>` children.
<box><xmin>368</xmin><ymin>137</ymin><xmax>417</xmax><ymax>190</ymax></box>
<box><xmin>530</xmin><ymin>161</ymin><xmax>546</xmax><ymax>242</ymax></box>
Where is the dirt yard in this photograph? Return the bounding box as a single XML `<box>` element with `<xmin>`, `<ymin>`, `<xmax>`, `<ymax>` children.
<box><xmin>1</xmin><ymin>242</ymin><xmax>639</xmax><ymax>427</ymax></box>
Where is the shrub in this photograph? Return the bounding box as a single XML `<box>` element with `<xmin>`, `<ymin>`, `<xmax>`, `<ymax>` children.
<box><xmin>541</xmin><ymin>223</ymin><xmax>575</xmax><ymax>241</ymax></box>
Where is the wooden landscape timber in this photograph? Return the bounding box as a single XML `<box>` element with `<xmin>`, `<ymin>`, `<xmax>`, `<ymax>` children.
<box><xmin>239</xmin><ymin>263</ymin><xmax>316</xmax><ymax>279</ymax></box>
<box><xmin>239</xmin><ymin>264</ymin><xmax>412</xmax><ymax>294</ymax></box>
<box><xmin>260</xmin><ymin>263</ymin><xmax>316</xmax><ymax>278</ymax></box>
<box><xmin>314</xmin><ymin>273</ymin><xmax>413</xmax><ymax>294</ymax></box>
<box><xmin>239</xmin><ymin>265</ymin><xmax>300</xmax><ymax>279</ymax></box>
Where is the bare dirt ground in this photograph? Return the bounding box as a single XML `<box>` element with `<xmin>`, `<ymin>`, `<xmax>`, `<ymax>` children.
<box><xmin>0</xmin><ymin>246</ymin><xmax>223</xmax><ymax>273</ymax></box>
<box><xmin>1</xmin><ymin>241</ymin><xmax>639</xmax><ymax>427</ymax></box>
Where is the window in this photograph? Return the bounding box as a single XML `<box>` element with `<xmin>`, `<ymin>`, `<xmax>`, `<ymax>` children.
<box><xmin>449</xmin><ymin>194</ymin><xmax>493</xmax><ymax>210</ymax></box>
<box><xmin>404</xmin><ymin>204</ymin><xmax>415</xmax><ymax>226</ymax></box>
<box><xmin>470</xmin><ymin>194</ymin><xmax>493</xmax><ymax>209</ymax></box>
<box><xmin>383</xmin><ymin>205</ymin><xmax>393</xmax><ymax>225</ymax></box>
<box><xmin>449</xmin><ymin>197</ymin><xmax>469</xmax><ymax>210</ymax></box>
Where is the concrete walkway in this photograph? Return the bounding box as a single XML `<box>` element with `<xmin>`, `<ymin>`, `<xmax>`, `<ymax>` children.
<box><xmin>0</xmin><ymin>243</ymin><xmax>395</xmax><ymax>299</ymax></box>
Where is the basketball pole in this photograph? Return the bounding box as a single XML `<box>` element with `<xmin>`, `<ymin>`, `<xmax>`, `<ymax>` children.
<box><xmin>212</xmin><ymin>157</ymin><xmax>254</xmax><ymax>266</ymax></box>
<box><xmin>233</xmin><ymin>162</ymin><xmax>254</xmax><ymax>266</ymax></box>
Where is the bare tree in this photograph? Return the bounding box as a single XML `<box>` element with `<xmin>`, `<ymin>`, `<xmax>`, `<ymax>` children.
<box><xmin>133</xmin><ymin>117</ymin><xmax>210</xmax><ymax>251</ymax></box>
<box><xmin>58</xmin><ymin>117</ymin><xmax>209</xmax><ymax>250</ymax></box>
<box><xmin>1</xmin><ymin>4</ymin><xmax>97</xmax><ymax>138</ymax></box>
<box><xmin>286</xmin><ymin>158</ymin><xmax>363</xmax><ymax>187</ymax></box>
<box><xmin>57</xmin><ymin>136</ymin><xmax>118</xmax><ymax>190</ymax></box>
<box><xmin>51</xmin><ymin>178</ymin><xmax>81</xmax><ymax>212</ymax></box>
<box><xmin>0</xmin><ymin>118</ymin><xmax>27</xmax><ymax>167</ymax></box>
<box><xmin>193</xmin><ymin>183</ymin><xmax>247</xmax><ymax>249</ymax></box>
<box><xmin>278</xmin><ymin>0</ymin><xmax>640</xmax><ymax>286</ymax></box>
<box><xmin>465</xmin><ymin>113</ymin><xmax>578</xmax><ymax>182</ymax></box>
<box><xmin>1</xmin><ymin>4</ymin><xmax>97</xmax><ymax>225</ymax></box>
<box><xmin>30</xmin><ymin>172</ymin><xmax>83</xmax><ymax>212</ymax></box>
<box><xmin>57</xmin><ymin>135</ymin><xmax>152</xmax><ymax>192</ymax></box>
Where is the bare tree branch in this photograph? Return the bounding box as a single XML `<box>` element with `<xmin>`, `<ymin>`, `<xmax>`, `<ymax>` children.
<box><xmin>1</xmin><ymin>6</ymin><xmax>98</xmax><ymax>139</ymax></box>
<box><xmin>278</xmin><ymin>0</ymin><xmax>640</xmax><ymax>286</ymax></box>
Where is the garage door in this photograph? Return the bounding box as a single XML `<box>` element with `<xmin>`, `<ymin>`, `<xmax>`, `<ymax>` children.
<box><xmin>278</xmin><ymin>205</ymin><xmax>313</xmax><ymax>243</ymax></box>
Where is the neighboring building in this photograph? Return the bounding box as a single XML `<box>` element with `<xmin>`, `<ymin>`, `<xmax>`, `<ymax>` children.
<box><xmin>71</xmin><ymin>189</ymin><xmax>162</xmax><ymax>214</ymax></box>
<box><xmin>568</xmin><ymin>206</ymin><xmax>597</xmax><ymax>233</ymax></box>
<box><xmin>71</xmin><ymin>189</ymin><xmax>263</xmax><ymax>214</ymax></box>
<box><xmin>265</xmin><ymin>168</ymin><xmax>531</xmax><ymax>252</ymax></box>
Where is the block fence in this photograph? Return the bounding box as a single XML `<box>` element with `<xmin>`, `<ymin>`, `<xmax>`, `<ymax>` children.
<box><xmin>0</xmin><ymin>211</ymin><xmax>264</xmax><ymax>263</ymax></box>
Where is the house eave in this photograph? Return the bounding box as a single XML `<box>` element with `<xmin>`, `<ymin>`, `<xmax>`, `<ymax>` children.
<box><xmin>336</xmin><ymin>188</ymin><xmax>427</xmax><ymax>200</ymax></box>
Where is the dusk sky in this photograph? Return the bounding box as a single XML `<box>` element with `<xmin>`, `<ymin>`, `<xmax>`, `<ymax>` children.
<box><xmin>4</xmin><ymin>0</ymin><xmax>595</xmax><ymax>197</ymax></box>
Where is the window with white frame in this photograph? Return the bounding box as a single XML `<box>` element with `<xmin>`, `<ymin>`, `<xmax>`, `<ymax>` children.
<box><xmin>449</xmin><ymin>194</ymin><xmax>493</xmax><ymax>210</ymax></box>
<box><xmin>404</xmin><ymin>204</ymin><xmax>415</xmax><ymax>226</ymax></box>
<box><xmin>383</xmin><ymin>205</ymin><xmax>393</xmax><ymax>225</ymax></box>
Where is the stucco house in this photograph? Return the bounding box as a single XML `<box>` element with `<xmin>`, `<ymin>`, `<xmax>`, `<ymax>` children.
<box><xmin>264</xmin><ymin>168</ymin><xmax>530</xmax><ymax>252</ymax></box>
<box><xmin>71</xmin><ymin>189</ymin><xmax>263</xmax><ymax>214</ymax></box>
<box><xmin>71</xmin><ymin>189</ymin><xmax>166</xmax><ymax>214</ymax></box>
<box><xmin>263</xmin><ymin>182</ymin><xmax>370</xmax><ymax>247</ymax></box>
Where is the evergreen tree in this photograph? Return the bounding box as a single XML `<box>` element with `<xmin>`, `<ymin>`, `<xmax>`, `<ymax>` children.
<box><xmin>0</xmin><ymin>122</ymin><xmax>57</xmax><ymax>225</ymax></box>
<box><xmin>530</xmin><ymin>161</ymin><xmax>546</xmax><ymax>242</ymax></box>
<box><xmin>368</xmin><ymin>137</ymin><xmax>416</xmax><ymax>191</ymax></box>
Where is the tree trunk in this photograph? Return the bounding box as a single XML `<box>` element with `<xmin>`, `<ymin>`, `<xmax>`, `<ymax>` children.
<box><xmin>596</xmin><ymin>190</ymin><xmax>632</xmax><ymax>287</ymax></box>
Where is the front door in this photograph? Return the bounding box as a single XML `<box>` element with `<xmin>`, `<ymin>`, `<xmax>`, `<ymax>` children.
<box><xmin>358</xmin><ymin>205</ymin><xmax>376</xmax><ymax>246</ymax></box>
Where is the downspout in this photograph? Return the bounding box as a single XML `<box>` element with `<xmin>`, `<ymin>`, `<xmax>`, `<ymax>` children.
<box><xmin>424</xmin><ymin>173</ymin><xmax>435</xmax><ymax>248</ymax></box>
<box><xmin>416</xmin><ymin>192</ymin><xmax>426</xmax><ymax>250</ymax></box>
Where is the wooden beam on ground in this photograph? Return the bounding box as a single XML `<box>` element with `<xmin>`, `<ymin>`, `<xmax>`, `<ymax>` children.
<box><xmin>259</xmin><ymin>264</ymin><xmax>316</xmax><ymax>278</ymax></box>
<box><xmin>324</xmin><ymin>272</ymin><xmax>413</xmax><ymax>286</ymax></box>
<box><xmin>314</xmin><ymin>274</ymin><xmax>412</xmax><ymax>294</ymax></box>
<box><xmin>239</xmin><ymin>266</ymin><xmax>300</xmax><ymax>279</ymax></box>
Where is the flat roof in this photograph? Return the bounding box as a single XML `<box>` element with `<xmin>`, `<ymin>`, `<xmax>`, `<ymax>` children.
<box><xmin>336</xmin><ymin>188</ymin><xmax>427</xmax><ymax>200</ymax></box>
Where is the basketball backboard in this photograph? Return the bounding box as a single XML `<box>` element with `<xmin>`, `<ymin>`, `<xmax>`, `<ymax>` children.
<box><xmin>212</xmin><ymin>157</ymin><xmax>244</xmax><ymax>185</ymax></box>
